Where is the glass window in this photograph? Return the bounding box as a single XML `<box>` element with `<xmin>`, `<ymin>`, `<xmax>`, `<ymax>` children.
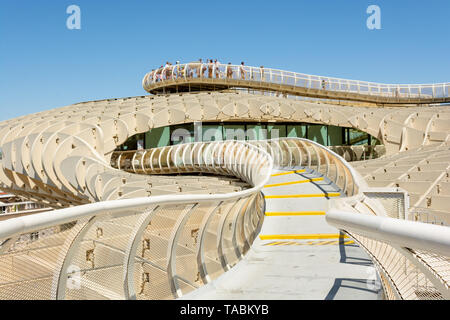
<box><xmin>202</xmin><ymin>124</ymin><xmax>223</xmax><ymax>142</ymax></box>
<box><xmin>171</xmin><ymin>124</ymin><xmax>194</xmax><ymax>145</ymax></box>
<box><xmin>145</xmin><ymin>127</ymin><xmax>171</xmax><ymax>148</ymax></box>
<box><xmin>307</xmin><ymin>125</ymin><xmax>328</xmax><ymax>146</ymax></box>
<box><xmin>287</xmin><ymin>125</ymin><xmax>306</xmax><ymax>138</ymax></box>
<box><xmin>328</xmin><ymin>125</ymin><xmax>344</xmax><ymax>146</ymax></box>
<box><xmin>268</xmin><ymin>124</ymin><xmax>287</xmax><ymax>139</ymax></box>
<box><xmin>224</xmin><ymin>124</ymin><xmax>246</xmax><ymax>141</ymax></box>
<box><xmin>246</xmin><ymin>124</ymin><xmax>268</xmax><ymax>141</ymax></box>
<box><xmin>349</xmin><ymin>128</ymin><xmax>368</xmax><ymax>145</ymax></box>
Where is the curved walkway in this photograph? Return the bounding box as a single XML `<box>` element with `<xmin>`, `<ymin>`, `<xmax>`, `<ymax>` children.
<box><xmin>182</xmin><ymin>167</ymin><xmax>383</xmax><ymax>300</ymax></box>
<box><xmin>143</xmin><ymin>63</ymin><xmax>450</xmax><ymax>105</ymax></box>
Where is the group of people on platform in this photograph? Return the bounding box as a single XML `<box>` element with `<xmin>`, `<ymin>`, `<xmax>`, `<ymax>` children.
<box><xmin>148</xmin><ymin>60</ymin><xmax>266</xmax><ymax>82</ymax></box>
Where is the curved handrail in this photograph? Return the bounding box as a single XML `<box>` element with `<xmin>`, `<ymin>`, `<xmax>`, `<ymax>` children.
<box><xmin>327</xmin><ymin>209</ymin><xmax>450</xmax><ymax>300</ymax></box>
<box><xmin>0</xmin><ymin>140</ymin><xmax>273</xmax><ymax>300</ymax></box>
<box><xmin>111</xmin><ymin>138</ymin><xmax>367</xmax><ymax>197</ymax></box>
<box><xmin>262</xmin><ymin>137</ymin><xmax>368</xmax><ymax>188</ymax></box>
<box><xmin>0</xmin><ymin>137</ymin><xmax>367</xmax><ymax>300</ymax></box>
<box><xmin>142</xmin><ymin>63</ymin><xmax>450</xmax><ymax>104</ymax></box>
<box><xmin>0</xmin><ymin>140</ymin><xmax>272</xmax><ymax>240</ymax></box>
<box><xmin>327</xmin><ymin>210</ymin><xmax>450</xmax><ymax>257</ymax></box>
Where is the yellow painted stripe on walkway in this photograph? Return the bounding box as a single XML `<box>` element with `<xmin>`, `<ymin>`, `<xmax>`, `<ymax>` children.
<box><xmin>279</xmin><ymin>241</ymin><xmax>298</xmax><ymax>246</ymax></box>
<box><xmin>259</xmin><ymin>234</ymin><xmax>349</xmax><ymax>240</ymax></box>
<box><xmin>316</xmin><ymin>240</ymin><xmax>335</xmax><ymax>246</ymax></box>
<box><xmin>265</xmin><ymin>211</ymin><xmax>326</xmax><ymax>216</ymax></box>
<box><xmin>266</xmin><ymin>241</ymin><xmax>283</xmax><ymax>246</ymax></box>
<box><xmin>270</xmin><ymin>169</ymin><xmax>306</xmax><ymax>177</ymax></box>
<box><xmin>264</xmin><ymin>177</ymin><xmax>324</xmax><ymax>188</ymax></box>
<box><xmin>264</xmin><ymin>193</ymin><xmax>340</xmax><ymax>199</ymax></box>
<box><xmin>263</xmin><ymin>240</ymin><xmax>355</xmax><ymax>246</ymax></box>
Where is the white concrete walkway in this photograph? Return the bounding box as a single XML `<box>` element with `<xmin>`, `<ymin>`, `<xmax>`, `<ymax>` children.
<box><xmin>182</xmin><ymin>167</ymin><xmax>383</xmax><ymax>300</ymax></box>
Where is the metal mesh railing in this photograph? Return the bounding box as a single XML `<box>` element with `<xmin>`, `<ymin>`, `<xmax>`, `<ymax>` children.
<box><xmin>0</xmin><ymin>138</ymin><xmax>363</xmax><ymax>300</ymax></box>
<box><xmin>112</xmin><ymin>138</ymin><xmax>364</xmax><ymax>197</ymax></box>
<box><xmin>363</xmin><ymin>189</ymin><xmax>408</xmax><ymax>220</ymax></box>
<box><xmin>349</xmin><ymin>233</ymin><xmax>445</xmax><ymax>300</ymax></box>
<box><xmin>0</xmin><ymin>199</ymin><xmax>267</xmax><ymax>301</ymax></box>
<box><xmin>410</xmin><ymin>207</ymin><xmax>450</xmax><ymax>226</ymax></box>
<box><xmin>328</xmin><ymin>190</ymin><xmax>450</xmax><ymax>300</ymax></box>
<box><xmin>0</xmin><ymin>140</ymin><xmax>271</xmax><ymax>300</ymax></box>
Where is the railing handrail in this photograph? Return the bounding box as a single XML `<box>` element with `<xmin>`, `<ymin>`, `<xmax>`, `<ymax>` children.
<box><xmin>326</xmin><ymin>209</ymin><xmax>450</xmax><ymax>257</ymax></box>
<box><xmin>265</xmin><ymin>137</ymin><xmax>368</xmax><ymax>190</ymax></box>
<box><xmin>112</xmin><ymin>137</ymin><xmax>366</xmax><ymax>197</ymax></box>
<box><xmin>143</xmin><ymin>62</ymin><xmax>450</xmax><ymax>93</ymax></box>
<box><xmin>0</xmin><ymin>137</ymin><xmax>364</xmax><ymax>240</ymax></box>
<box><xmin>113</xmin><ymin>137</ymin><xmax>367</xmax><ymax>191</ymax></box>
<box><xmin>0</xmin><ymin>140</ymin><xmax>273</xmax><ymax>240</ymax></box>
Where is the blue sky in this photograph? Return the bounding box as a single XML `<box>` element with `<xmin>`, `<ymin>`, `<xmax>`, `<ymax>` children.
<box><xmin>0</xmin><ymin>0</ymin><xmax>449</xmax><ymax>121</ymax></box>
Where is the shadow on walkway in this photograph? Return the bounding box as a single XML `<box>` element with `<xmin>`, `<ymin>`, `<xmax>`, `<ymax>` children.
<box><xmin>324</xmin><ymin>278</ymin><xmax>382</xmax><ymax>300</ymax></box>
<box><xmin>338</xmin><ymin>231</ymin><xmax>373</xmax><ymax>266</ymax></box>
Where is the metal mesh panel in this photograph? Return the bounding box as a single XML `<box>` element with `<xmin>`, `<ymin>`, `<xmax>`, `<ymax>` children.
<box><xmin>326</xmin><ymin>155</ymin><xmax>338</xmax><ymax>185</ymax></box>
<box><xmin>233</xmin><ymin>206</ymin><xmax>247</xmax><ymax>256</ymax></box>
<box><xmin>292</xmin><ymin>141</ymin><xmax>308</xmax><ymax>167</ymax></box>
<box><xmin>240</xmin><ymin>199</ymin><xmax>253</xmax><ymax>249</ymax></box>
<box><xmin>173</xmin><ymin>204</ymin><xmax>207</xmax><ymax>295</ymax></box>
<box><xmin>203</xmin><ymin>203</ymin><xmax>231</xmax><ymax>281</ymax></box>
<box><xmin>411</xmin><ymin>207</ymin><xmax>450</xmax><ymax>226</ymax></box>
<box><xmin>134</xmin><ymin>259</ymin><xmax>171</xmax><ymax>299</ymax></box>
<box><xmin>0</xmin><ymin>220</ymin><xmax>84</xmax><ymax>300</ymax></box>
<box><xmin>335</xmin><ymin>160</ymin><xmax>346</xmax><ymax>193</ymax></box>
<box><xmin>277</xmin><ymin>142</ymin><xmax>290</xmax><ymax>167</ymax></box>
<box><xmin>64</xmin><ymin>213</ymin><xmax>140</xmax><ymax>300</ymax></box>
<box><xmin>133</xmin><ymin>204</ymin><xmax>185</xmax><ymax>300</ymax></box>
<box><xmin>379</xmin><ymin>271</ymin><xmax>397</xmax><ymax>300</ymax></box>
<box><xmin>251</xmin><ymin>194</ymin><xmax>265</xmax><ymax>237</ymax></box>
<box><xmin>350</xmin><ymin>232</ymin><xmax>444</xmax><ymax>300</ymax></box>
<box><xmin>413</xmin><ymin>250</ymin><xmax>450</xmax><ymax>292</ymax></box>
<box><xmin>176</xmin><ymin>277</ymin><xmax>197</xmax><ymax>297</ymax></box>
<box><xmin>284</xmin><ymin>140</ymin><xmax>302</xmax><ymax>167</ymax></box>
<box><xmin>220</xmin><ymin>200</ymin><xmax>244</xmax><ymax>269</ymax></box>
<box><xmin>363</xmin><ymin>191</ymin><xmax>407</xmax><ymax>219</ymax></box>
<box><xmin>340</xmin><ymin>165</ymin><xmax>351</xmax><ymax>196</ymax></box>
<box><xmin>307</xmin><ymin>145</ymin><xmax>319</xmax><ymax>170</ymax></box>
<box><xmin>317</xmin><ymin>148</ymin><xmax>328</xmax><ymax>177</ymax></box>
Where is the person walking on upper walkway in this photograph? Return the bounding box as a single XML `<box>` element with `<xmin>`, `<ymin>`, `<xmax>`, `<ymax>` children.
<box><xmin>226</xmin><ymin>63</ymin><xmax>233</xmax><ymax>79</ymax></box>
<box><xmin>208</xmin><ymin>59</ymin><xmax>214</xmax><ymax>78</ymax></box>
<box><xmin>164</xmin><ymin>62</ymin><xmax>171</xmax><ymax>79</ymax></box>
<box><xmin>155</xmin><ymin>66</ymin><xmax>163</xmax><ymax>82</ymax></box>
<box><xmin>240</xmin><ymin>62</ymin><xmax>246</xmax><ymax>80</ymax></box>
<box><xmin>214</xmin><ymin>59</ymin><xmax>221</xmax><ymax>78</ymax></box>
<box><xmin>195</xmin><ymin>59</ymin><xmax>203</xmax><ymax>78</ymax></box>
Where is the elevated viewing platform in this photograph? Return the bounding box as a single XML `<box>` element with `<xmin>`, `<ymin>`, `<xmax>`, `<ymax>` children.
<box><xmin>143</xmin><ymin>63</ymin><xmax>450</xmax><ymax>105</ymax></box>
